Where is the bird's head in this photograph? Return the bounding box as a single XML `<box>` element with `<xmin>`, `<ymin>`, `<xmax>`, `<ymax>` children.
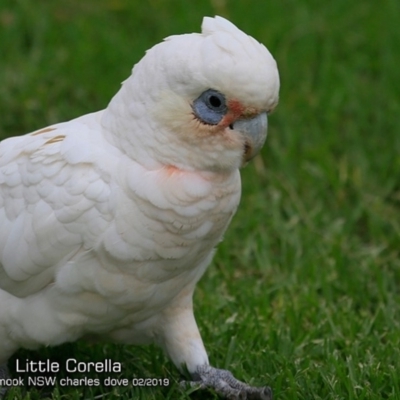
<box><xmin>103</xmin><ymin>16</ymin><xmax>280</xmax><ymax>172</ymax></box>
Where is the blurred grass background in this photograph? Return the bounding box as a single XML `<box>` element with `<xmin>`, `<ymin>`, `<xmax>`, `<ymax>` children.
<box><xmin>1</xmin><ymin>0</ymin><xmax>400</xmax><ymax>399</ymax></box>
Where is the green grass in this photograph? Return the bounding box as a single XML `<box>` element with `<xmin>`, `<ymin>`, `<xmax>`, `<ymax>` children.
<box><xmin>1</xmin><ymin>0</ymin><xmax>400</xmax><ymax>399</ymax></box>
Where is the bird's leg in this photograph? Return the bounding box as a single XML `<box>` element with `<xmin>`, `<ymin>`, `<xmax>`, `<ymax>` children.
<box><xmin>158</xmin><ymin>293</ymin><xmax>209</xmax><ymax>372</ymax></box>
<box><xmin>159</xmin><ymin>289</ymin><xmax>272</xmax><ymax>399</ymax></box>
<box><xmin>184</xmin><ymin>364</ymin><xmax>273</xmax><ymax>400</ymax></box>
<box><xmin>0</xmin><ymin>363</ymin><xmax>9</xmax><ymax>399</ymax></box>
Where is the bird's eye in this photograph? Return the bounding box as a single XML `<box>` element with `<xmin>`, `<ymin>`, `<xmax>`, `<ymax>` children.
<box><xmin>205</xmin><ymin>91</ymin><xmax>226</xmax><ymax>111</ymax></box>
<box><xmin>192</xmin><ymin>89</ymin><xmax>227</xmax><ymax>125</ymax></box>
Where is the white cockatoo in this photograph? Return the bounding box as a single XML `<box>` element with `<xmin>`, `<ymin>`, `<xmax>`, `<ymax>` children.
<box><xmin>0</xmin><ymin>16</ymin><xmax>279</xmax><ymax>399</ymax></box>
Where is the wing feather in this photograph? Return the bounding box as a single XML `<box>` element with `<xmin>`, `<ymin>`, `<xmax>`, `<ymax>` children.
<box><xmin>0</xmin><ymin>111</ymin><xmax>113</xmax><ymax>297</ymax></box>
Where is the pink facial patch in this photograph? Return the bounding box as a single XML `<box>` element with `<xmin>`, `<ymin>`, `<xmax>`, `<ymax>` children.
<box><xmin>219</xmin><ymin>100</ymin><xmax>259</xmax><ymax>128</ymax></box>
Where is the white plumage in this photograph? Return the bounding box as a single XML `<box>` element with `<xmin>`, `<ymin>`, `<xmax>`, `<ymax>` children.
<box><xmin>0</xmin><ymin>16</ymin><xmax>279</xmax><ymax>399</ymax></box>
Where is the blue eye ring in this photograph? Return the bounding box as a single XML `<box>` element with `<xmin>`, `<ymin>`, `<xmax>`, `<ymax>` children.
<box><xmin>192</xmin><ymin>89</ymin><xmax>228</xmax><ymax>125</ymax></box>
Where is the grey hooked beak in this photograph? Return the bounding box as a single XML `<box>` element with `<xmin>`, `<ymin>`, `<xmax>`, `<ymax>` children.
<box><xmin>232</xmin><ymin>112</ymin><xmax>268</xmax><ymax>163</ymax></box>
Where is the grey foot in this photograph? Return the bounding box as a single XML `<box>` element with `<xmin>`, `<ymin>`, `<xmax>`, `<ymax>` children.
<box><xmin>0</xmin><ymin>364</ymin><xmax>9</xmax><ymax>399</ymax></box>
<box><xmin>183</xmin><ymin>364</ymin><xmax>272</xmax><ymax>400</ymax></box>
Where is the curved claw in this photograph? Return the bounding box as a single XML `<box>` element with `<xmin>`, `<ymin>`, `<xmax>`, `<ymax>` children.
<box><xmin>181</xmin><ymin>364</ymin><xmax>273</xmax><ymax>400</ymax></box>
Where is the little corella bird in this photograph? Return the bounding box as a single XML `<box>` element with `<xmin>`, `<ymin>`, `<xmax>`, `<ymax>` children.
<box><xmin>0</xmin><ymin>16</ymin><xmax>279</xmax><ymax>399</ymax></box>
